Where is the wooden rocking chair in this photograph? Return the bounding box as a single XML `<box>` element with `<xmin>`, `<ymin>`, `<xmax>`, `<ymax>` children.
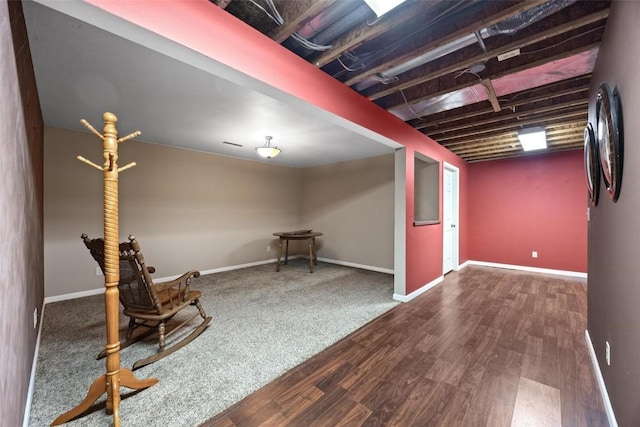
<box><xmin>82</xmin><ymin>234</ymin><xmax>212</xmax><ymax>370</ymax></box>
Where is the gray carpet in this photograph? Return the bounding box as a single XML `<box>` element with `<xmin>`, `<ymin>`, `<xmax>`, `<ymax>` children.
<box><xmin>28</xmin><ymin>260</ymin><xmax>398</xmax><ymax>426</ymax></box>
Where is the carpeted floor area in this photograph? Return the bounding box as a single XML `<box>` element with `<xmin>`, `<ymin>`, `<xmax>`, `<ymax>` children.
<box><xmin>28</xmin><ymin>260</ymin><xmax>398</xmax><ymax>426</ymax></box>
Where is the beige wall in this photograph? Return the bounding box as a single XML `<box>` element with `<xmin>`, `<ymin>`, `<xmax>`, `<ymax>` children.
<box><xmin>44</xmin><ymin>126</ymin><xmax>303</xmax><ymax>297</ymax></box>
<box><xmin>2</xmin><ymin>1</ymin><xmax>44</xmax><ymax>424</ymax></box>
<box><xmin>44</xmin><ymin>128</ymin><xmax>395</xmax><ymax>297</ymax></box>
<box><xmin>301</xmin><ymin>154</ymin><xmax>394</xmax><ymax>271</ymax></box>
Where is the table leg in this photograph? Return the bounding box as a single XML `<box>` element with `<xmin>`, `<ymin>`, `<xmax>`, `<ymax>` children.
<box><xmin>313</xmin><ymin>237</ymin><xmax>318</xmax><ymax>265</ymax></box>
<box><xmin>276</xmin><ymin>238</ymin><xmax>282</xmax><ymax>272</ymax></box>
<box><xmin>285</xmin><ymin>239</ymin><xmax>289</xmax><ymax>265</ymax></box>
<box><xmin>308</xmin><ymin>238</ymin><xmax>314</xmax><ymax>273</ymax></box>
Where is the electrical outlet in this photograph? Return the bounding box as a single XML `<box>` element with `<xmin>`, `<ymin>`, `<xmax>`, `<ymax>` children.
<box><xmin>606</xmin><ymin>341</ymin><xmax>611</xmax><ymax>366</ymax></box>
<box><xmin>267</xmin><ymin>245</ymin><xmax>271</xmax><ymax>252</ymax></box>
<box><xmin>532</xmin><ymin>251</ymin><xmax>538</xmax><ymax>258</ymax></box>
<box><xmin>33</xmin><ymin>308</ymin><xmax>38</xmax><ymax>329</ymax></box>
<box><xmin>96</xmin><ymin>267</ymin><xmax>103</xmax><ymax>276</ymax></box>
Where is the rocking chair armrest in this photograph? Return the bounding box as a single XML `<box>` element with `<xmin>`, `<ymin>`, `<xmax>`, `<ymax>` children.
<box><xmin>154</xmin><ymin>270</ymin><xmax>201</xmax><ymax>293</ymax></box>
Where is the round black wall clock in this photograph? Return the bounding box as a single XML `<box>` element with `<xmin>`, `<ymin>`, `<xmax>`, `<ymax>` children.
<box><xmin>584</xmin><ymin>123</ymin><xmax>599</xmax><ymax>206</ymax></box>
<box><xmin>595</xmin><ymin>83</ymin><xmax>624</xmax><ymax>202</ymax></box>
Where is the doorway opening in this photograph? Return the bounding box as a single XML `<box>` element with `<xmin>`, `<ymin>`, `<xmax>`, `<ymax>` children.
<box><xmin>443</xmin><ymin>162</ymin><xmax>459</xmax><ymax>274</ymax></box>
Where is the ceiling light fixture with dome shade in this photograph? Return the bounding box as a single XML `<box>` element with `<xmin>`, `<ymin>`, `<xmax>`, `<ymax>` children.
<box><xmin>255</xmin><ymin>136</ymin><xmax>281</xmax><ymax>159</ymax></box>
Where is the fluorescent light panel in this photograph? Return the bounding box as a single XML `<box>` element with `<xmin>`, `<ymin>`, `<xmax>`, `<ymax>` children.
<box><xmin>518</xmin><ymin>127</ymin><xmax>547</xmax><ymax>151</ymax></box>
<box><xmin>362</xmin><ymin>0</ymin><xmax>407</xmax><ymax>17</ymax></box>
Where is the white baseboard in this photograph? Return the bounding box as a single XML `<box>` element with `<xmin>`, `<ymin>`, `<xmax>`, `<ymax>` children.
<box><xmin>199</xmin><ymin>257</ymin><xmax>287</xmax><ymax>276</ymax></box>
<box><xmin>393</xmin><ymin>275</ymin><xmax>444</xmax><ymax>303</ymax></box>
<box><xmin>585</xmin><ymin>329</ymin><xmax>618</xmax><ymax>427</ymax></box>
<box><xmin>317</xmin><ymin>257</ymin><xmax>394</xmax><ymax>275</ymax></box>
<box><xmin>44</xmin><ymin>258</ymin><xmax>289</xmax><ymax>304</ymax></box>
<box><xmin>458</xmin><ymin>260</ymin><xmax>471</xmax><ymax>270</ymax></box>
<box><xmin>23</xmin><ymin>301</ymin><xmax>45</xmax><ymax>427</ymax></box>
<box><xmin>463</xmin><ymin>260</ymin><xmax>587</xmax><ymax>278</ymax></box>
<box><xmin>45</xmin><ymin>256</ymin><xmax>395</xmax><ymax>303</ymax></box>
<box><xmin>44</xmin><ymin>287</ymin><xmax>104</xmax><ymax>303</ymax></box>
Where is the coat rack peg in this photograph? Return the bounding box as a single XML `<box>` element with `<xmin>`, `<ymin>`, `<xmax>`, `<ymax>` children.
<box><xmin>118</xmin><ymin>162</ymin><xmax>136</xmax><ymax>173</ymax></box>
<box><xmin>77</xmin><ymin>155</ymin><xmax>103</xmax><ymax>171</ymax></box>
<box><xmin>118</xmin><ymin>130</ymin><xmax>141</xmax><ymax>144</ymax></box>
<box><xmin>80</xmin><ymin>119</ymin><xmax>104</xmax><ymax>140</ymax></box>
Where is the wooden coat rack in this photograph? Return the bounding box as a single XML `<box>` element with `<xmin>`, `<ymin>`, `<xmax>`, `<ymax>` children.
<box><xmin>52</xmin><ymin>113</ymin><xmax>158</xmax><ymax>426</ymax></box>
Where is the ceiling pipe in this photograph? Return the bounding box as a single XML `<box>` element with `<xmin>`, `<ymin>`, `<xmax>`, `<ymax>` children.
<box><xmin>297</xmin><ymin>1</ymin><xmax>361</xmax><ymax>39</ymax></box>
<box><xmin>299</xmin><ymin>4</ymin><xmax>373</xmax><ymax>58</ymax></box>
<box><xmin>484</xmin><ymin>0</ymin><xmax>577</xmax><ymax>36</ymax></box>
<box><xmin>354</xmin><ymin>31</ymin><xmax>485</xmax><ymax>90</ymax></box>
<box><xmin>355</xmin><ymin>0</ymin><xmax>579</xmax><ymax>92</ymax></box>
<box><xmin>282</xmin><ymin>1</ymin><xmax>361</xmax><ymax>52</ymax></box>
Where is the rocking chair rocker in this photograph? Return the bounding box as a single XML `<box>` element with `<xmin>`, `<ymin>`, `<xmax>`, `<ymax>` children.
<box><xmin>82</xmin><ymin>234</ymin><xmax>211</xmax><ymax>370</ymax></box>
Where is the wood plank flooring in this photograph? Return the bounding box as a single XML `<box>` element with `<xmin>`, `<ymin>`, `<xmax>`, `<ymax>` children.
<box><xmin>200</xmin><ymin>266</ymin><xmax>607</xmax><ymax>427</ymax></box>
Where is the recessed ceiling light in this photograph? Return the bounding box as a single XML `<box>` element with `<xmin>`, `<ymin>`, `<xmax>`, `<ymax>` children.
<box><xmin>518</xmin><ymin>127</ymin><xmax>547</xmax><ymax>151</ymax></box>
<box><xmin>362</xmin><ymin>0</ymin><xmax>407</xmax><ymax>17</ymax></box>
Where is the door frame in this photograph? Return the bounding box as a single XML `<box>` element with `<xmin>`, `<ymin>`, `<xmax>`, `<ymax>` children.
<box><xmin>442</xmin><ymin>161</ymin><xmax>460</xmax><ymax>274</ymax></box>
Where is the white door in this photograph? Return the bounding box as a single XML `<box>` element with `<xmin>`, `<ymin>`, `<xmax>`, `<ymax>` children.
<box><xmin>443</xmin><ymin>166</ymin><xmax>457</xmax><ymax>274</ymax></box>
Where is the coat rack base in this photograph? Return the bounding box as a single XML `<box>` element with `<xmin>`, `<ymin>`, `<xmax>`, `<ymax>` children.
<box><xmin>51</xmin><ymin>368</ymin><xmax>158</xmax><ymax>426</ymax></box>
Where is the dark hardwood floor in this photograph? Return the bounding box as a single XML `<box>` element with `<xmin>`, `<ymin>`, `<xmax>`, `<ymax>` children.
<box><xmin>201</xmin><ymin>266</ymin><xmax>607</xmax><ymax>426</ymax></box>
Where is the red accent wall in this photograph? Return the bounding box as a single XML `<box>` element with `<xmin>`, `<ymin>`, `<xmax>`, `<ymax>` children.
<box><xmin>83</xmin><ymin>0</ymin><xmax>470</xmax><ymax>294</ymax></box>
<box><xmin>468</xmin><ymin>150</ymin><xmax>587</xmax><ymax>273</ymax></box>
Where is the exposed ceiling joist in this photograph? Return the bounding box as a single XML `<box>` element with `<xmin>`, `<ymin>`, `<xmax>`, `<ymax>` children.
<box><xmin>427</xmin><ymin>98</ymin><xmax>588</xmax><ymax>137</ymax></box>
<box><xmin>410</xmin><ymin>75</ymin><xmax>591</xmax><ymax>131</ymax></box>
<box><xmin>455</xmin><ymin>132</ymin><xmax>584</xmax><ymax>156</ymax></box>
<box><xmin>218</xmin><ymin>0</ymin><xmax>611</xmax><ymax>162</ymax></box>
<box><xmin>481</xmin><ymin>79</ymin><xmax>501</xmax><ymax>112</ymax></box>
<box><xmin>269</xmin><ymin>0</ymin><xmax>338</xmax><ymax>43</ymax></box>
<box><xmin>368</xmin><ymin>7</ymin><xmax>609</xmax><ymax>102</ymax></box>
<box><xmin>414</xmin><ymin>79</ymin><xmax>591</xmax><ymax>131</ymax></box>
<box><xmin>437</xmin><ymin>110</ymin><xmax>588</xmax><ymax>143</ymax></box>
<box><xmin>342</xmin><ymin>0</ymin><xmax>550</xmax><ymax>87</ymax></box>
<box><xmin>311</xmin><ymin>0</ymin><xmax>431</xmax><ymax>68</ymax></box>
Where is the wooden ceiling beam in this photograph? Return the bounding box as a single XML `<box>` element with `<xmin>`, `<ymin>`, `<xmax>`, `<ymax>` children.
<box><xmin>381</xmin><ymin>40</ymin><xmax>599</xmax><ymax>112</ymax></box>
<box><xmin>434</xmin><ymin>111</ymin><xmax>588</xmax><ymax>144</ymax></box>
<box><xmin>453</xmin><ymin>133</ymin><xmax>584</xmax><ymax>155</ymax></box>
<box><xmin>367</xmin><ymin>7</ymin><xmax>609</xmax><ymax>102</ymax></box>
<box><xmin>269</xmin><ymin>0</ymin><xmax>338</xmax><ymax>43</ymax></box>
<box><xmin>449</xmin><ymin>135</ymin><xmax>586</xmax><ymax>158</ymax></box>
<box><xmin>417</xmin><ymin>86</ymin><xmax>588</xmax><ymax>130</ymax></box>
<box><xmin>436</xmin><ymin>116</ymin><xmax>587</xmax><ymax>146</ymax></box>
<box><xmin>343</xmin><ymin>0</ymin><xmax>549</xmax><ymax>87</ymax></box>
<box><xmin>481</xmin><ymin>79</ymin><xmax>501</xmax><ymax>112</ymax></box>
<box><xmin>463</xmin><ymin>143</ymin><xmax>584</xmax><ymax>162</ymax></box>
<box><xmin>414</xmin><ymin>76</ymin><xmax>591</xmax><ymax>130</ymax></box>
<box><xmin>426</xmin><ymin>98</ymin><xmax>588</xmax><ymax>136</ymax></box>
<box><xmin>462</xmin><ymin>139</ymin><xmax>585</xmax><ymax>158</ymax></box>
<box><xmin>451</xmin><ymin>126</ymin><xmax>585</xmax><ymax>150</ymax></box>
<box><xmin>311</xmin><ymin>1</ymin><xmax>432</xmax><ymax>68</ymax></box>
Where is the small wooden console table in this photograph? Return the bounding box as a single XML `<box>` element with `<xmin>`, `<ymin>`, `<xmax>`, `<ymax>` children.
<box><xmin>273</xmin><ymin>230</ymin><xmax>323</xmax><ymax>273</ymax></box>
